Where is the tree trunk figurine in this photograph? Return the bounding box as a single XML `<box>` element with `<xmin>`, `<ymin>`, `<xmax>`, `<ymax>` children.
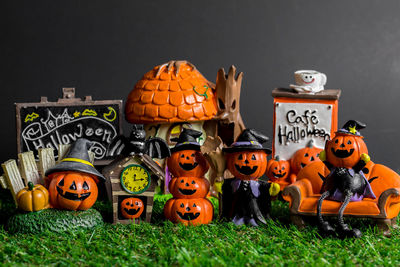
<box><xmin>215</xmin><ymin>65</ymin><xmax>245</xmax><ymax>146</ymax></box>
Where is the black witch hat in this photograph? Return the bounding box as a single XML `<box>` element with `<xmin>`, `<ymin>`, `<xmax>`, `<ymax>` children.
<box><xmin>223</xmin><ymin>129</ymin><xmax>272</xmax><ymax>153</ymax></box>
<box><xmin>170</xmin><ymin>128</ymin><xmax>202</xmax><ymax>152</ymax></box>
<box><xmin>336</xmin><ymin>120</ymin><xmax>366</xmax><ymax>136</ymax></box>
<box><xmin>45</xmin><ymin>138</ymin><xmax>106</xmax><ymax>182</ymax></box>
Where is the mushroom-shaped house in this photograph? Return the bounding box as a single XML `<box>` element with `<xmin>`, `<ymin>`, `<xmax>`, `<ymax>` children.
<box><xmin>125</xmin><ymin>60</ymin><xmax>218</xmax><ymax>149</ymax></box>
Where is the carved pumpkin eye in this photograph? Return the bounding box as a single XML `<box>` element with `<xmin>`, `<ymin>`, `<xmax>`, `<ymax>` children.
<box><xmin>82</xmin><ymin>181</ymin><xmax>89</xmax><ymax>190</ymax></box>
<box><xmin>282</xmin><ymin>167</ymin><xmax>285</xmax><ymax>170</ymax></box>
<box><xmin>181</xmin><ymin>179</ymin><xmax>184</xmax><ymax>183</ymax></box>
<box><xmin>238</xmin><ymin>154</ymin><xmax>243</xmax><ymax>160</ymax></box>
<box><xmin>191</xmin><ymin>180</ymin><xmax>195</xmax><ymax>184</ymax></box>
<box><xmin>180</xmin><ymin>203</ymin><xmax>184</xmax><ymax>208</ymax></box>
<box><xmin>251</xmin><ymin>154</ymin><xmax>256</xmax><ymax>160</ymax></box>
<box><xmin>180</xmin><ymin>154</ymin><xmax>184</xmax><ymax>158</ymax></box>
<box><xmin>69</xmin><ymin>181</ymin><xmax>76</xmax><ymax>190</ymax></box>
<box><xmin>135</xmin><ymin>201</ymin><xmax>138</xmax><ymax>205</ymax></box>
<box><xmin>191</xmin><ymin>153</ymin><xmax>195</xmax><ymax>157</ymax></box>
<box><xmin>335</xmin><ymin>139</ymin><xmax>339</xmax><ymax>143</ymax></box>
<box><xmin>304</xmin><ymin>153</ymin><xmax>309</xmax><ymax>157</ymax></box>
<box><xmin>58</xmin><ymin>178</ymin><xmax>65</xmax><ymax>187</ymax></box>
<box><xmin>347</xmin><ymin>140</ymin><xmax>352</xmax><ymax>145</ymax></box>
<box><xmin>218</xmin><ymin>98</ymin><xmax>225</xmax><ymax>110</ymax></box>
<box><xmin>193</xmin><ymin>203</ymin><xmax>197</xmax><ymax>207</ymax></box>
<box><xmin>274</xmin><ymin>167</ymin><xmax>277</xmax><ymax>170</ymax></box>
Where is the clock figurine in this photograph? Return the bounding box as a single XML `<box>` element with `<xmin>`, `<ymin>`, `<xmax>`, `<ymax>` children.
<box><xmin>103</xmin><ymin>131</ymin><xmax>170</xmax><ymax>224</ymax></box>
<box><xmin>121</xmin><ymin>164</ymin><xmax>151</xmax><ymax>194</ymax></box>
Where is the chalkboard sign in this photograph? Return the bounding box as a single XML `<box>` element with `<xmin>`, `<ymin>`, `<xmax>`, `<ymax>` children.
<box><xmin>15</xmin><ymin>88</ymin><xmax>123</xmax><ymax>165</ymax></box>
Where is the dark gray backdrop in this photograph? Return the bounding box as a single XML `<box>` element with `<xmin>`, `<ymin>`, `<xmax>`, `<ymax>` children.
<box><xmin>3</xmin><ymin>1</ymin><xmax>400</xmax><ymax>171</ymax></box>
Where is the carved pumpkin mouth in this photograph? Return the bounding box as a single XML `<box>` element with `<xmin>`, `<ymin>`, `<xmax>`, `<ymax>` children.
<box><xmin>179</xmin><ymin>162</ymin><xmax>199</xmax><ymax>171</ymax></box>
<box><xmin>234</xmin><ymin>164</ymin><xmax>258</xmax><ymax>175</ymax></box>
<box><xmin>124</xmin><ymin>207</ymin><xmax>140</xmax><ymax>216</ymax></box>
<box><xmin>56</xmin><ymin>186</ymin><xmax>91</xmax><ymax>201</ymax></box>
<box><xmin>331</xmin><ymin>148</ymin><xmax>354</xmax><ymax>158</ymax></box>
<box><xmin>178</xmin><ymin>188</ymin><xmax>197</xmax><ymax>195</ymax></box>
<box><xmin>176</xmin><ymin>211</ymin><xmax>200</xmax><ymax>221</ymax></box>
<box><xmin>272</xmin><ymin>172</ymin><xmax>287</xmax><ymax>178</ymax></box>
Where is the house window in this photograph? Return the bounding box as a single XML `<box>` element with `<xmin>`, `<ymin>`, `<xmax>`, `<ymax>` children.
<box><xmin>166</xmin><ymin>123</ymin><xmax>192</xmax><ymax>145</ymax></box>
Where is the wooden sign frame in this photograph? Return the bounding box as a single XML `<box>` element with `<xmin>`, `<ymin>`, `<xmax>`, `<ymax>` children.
<box><xmin>15</xmin><ymin>88</ymin><xmax>123</xmax><ymax>165</ymax></box>
<box><xmin>271</xmin><ymin>88</ymin><xmax>341</xmax><ymax>160</ymax></box>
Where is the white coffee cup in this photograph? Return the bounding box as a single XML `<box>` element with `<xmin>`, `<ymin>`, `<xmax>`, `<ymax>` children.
<box><xmin>290</xmin><ymin>70</ymin><xmax>327</xmax><ymax>94</ymax></box>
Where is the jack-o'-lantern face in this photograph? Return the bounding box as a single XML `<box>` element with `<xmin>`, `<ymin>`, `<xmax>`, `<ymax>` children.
<box><xmin>326</xmin><ymin>134</ymin><xmax>368</xmax><ymax>168</ymax></box>
<box><xmin>49</xmin><ymin>172</ymin><xmax>98</xmax><ymax>211</ymax></box>
<box><xmin>164</xmin><ymin>198</ymin><xmax>213</xmax><ymax>226</ymax></box>
<box><xmin>167</xmin><ymin>150</ymin><xmax>209</xmax><ymax>177</ymax></box>
<box><xmin>120</xmin><ymin>197</ymin><xmax>144</xmax><ymax>219</ymax></box>
<box><xmin>266</xmin><ymin>157</ymin><xmax>290</xmax><ymax>182</ymax></box>
<box><xmin>226</xmin><ymin>150</ymin><xmax>268</xmax><ymax>180</ymax></box>
<box><xmin>168</xmin><ymin>177</ymin><xmax>210</xmax><ymax>198</ymax></box>
<box><xmin>290</xmin><ymin>141</ymin><xmax>322</xmax><ymax>175</ymax></box>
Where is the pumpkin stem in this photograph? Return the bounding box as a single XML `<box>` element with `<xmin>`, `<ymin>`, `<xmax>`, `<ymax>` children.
<box><xmin>28</xmin><ymin>182</ymin><xmax>34</xmax><ymax>191</ymax></box>
<box><xmin>306</xmin><ymin>140</ymin><xmax>314</xmax><ymax>148</ymax></box>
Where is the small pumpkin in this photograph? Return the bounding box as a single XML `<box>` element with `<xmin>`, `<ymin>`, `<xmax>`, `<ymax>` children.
<box><xmin>120</xmin><ymin>197</ymin><xmax>144</xmax><ymax>219</ymax></box>
<box><xmin>290</xmin><ymin>140</ymin><xmax>322</xmax><ymax>175</ymax></box>
<box><xmin>167</xmin><ymin>150</ymin><xmax>209</xmax><ymax>178</ymax></box>
<box><xmin>266</xmin><ymin>156</ymin><xmax>290</xmax><ymax>183</ymax></box>
<box><xmin>326</xmin><ymin>133</ymin><xmax>368</xmax><ymax>168</ymax></box>
<box><xmin>16</xmin><ymin>182</ymin><xmax>49</xmax><ymax>212</ymax></box>
<box><xmin>164</xmin><ymin>197</ymin><xmax>213</xmax><ymax>225</ymax></box>
<box><xmin>169</xmin><ymin>177</ymin><xmax>210</xmax><ymax>199</ymax></box>
<box><xmin>226</xmin><ymin>150</ymin><xmax>268</xmax><ymax>180</ymax></box>
<box><xmin>48</xmin><ymin>171</ymin><xmax>98</xmax><ymax>211</ymax></box>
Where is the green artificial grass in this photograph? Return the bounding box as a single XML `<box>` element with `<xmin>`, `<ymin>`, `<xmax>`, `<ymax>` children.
<box><xmin>1</xmin><ymin>190</ymin><xmax>400</xmax><ymax>266</ymax></box>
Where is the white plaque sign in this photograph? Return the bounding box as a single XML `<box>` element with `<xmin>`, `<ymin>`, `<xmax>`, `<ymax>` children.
<box><xmin>274</xmin><ymin>102</ymin><xmax>332</xmax><ymax>160</ymax></box>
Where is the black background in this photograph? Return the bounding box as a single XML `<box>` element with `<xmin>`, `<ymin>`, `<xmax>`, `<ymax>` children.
<box><xmin>3</xmin><ymin>1</ymin><xmax>400</xmax><ymax>171</ymax></box>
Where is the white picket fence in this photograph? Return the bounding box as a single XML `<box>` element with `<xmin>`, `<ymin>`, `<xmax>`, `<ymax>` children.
<box><xmin>0</xmin><ymin>145</ymin><xmax>95</xmax><ymax>205</ymax></box>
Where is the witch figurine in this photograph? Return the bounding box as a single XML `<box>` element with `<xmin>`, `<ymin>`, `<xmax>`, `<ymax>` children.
<box><xmin>318</xmin><ymin>120</ymin><xmax>376</xmax><ymax>238</ymax></box>
<box><xmin>221</xmin><ymin>129</ymin><xmax>279</xmax><ymax>226</ymax></box>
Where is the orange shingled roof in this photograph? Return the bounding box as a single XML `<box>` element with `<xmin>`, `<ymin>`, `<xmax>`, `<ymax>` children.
<box><xmin>125</xmin><ymin>60</ymin><xmax>218</xmax><ymax>124</ymax></box>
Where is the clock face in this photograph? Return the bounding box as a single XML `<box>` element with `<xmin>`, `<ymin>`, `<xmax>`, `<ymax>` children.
<box><xmin>120</xmin><ymin>164</ymin><xmax>151</xmax><ymax>194</ymax></box>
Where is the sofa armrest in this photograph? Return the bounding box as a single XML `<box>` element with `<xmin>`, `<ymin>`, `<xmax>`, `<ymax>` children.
<box><xmin>378</xmin><ymin>187</ymin><xmax>400</xmax><ymax>218</ymax></box>
<box><xmin>282</xmin><ymin>179</ymin><xmax>313</xmax><ymax>214</ymax></box>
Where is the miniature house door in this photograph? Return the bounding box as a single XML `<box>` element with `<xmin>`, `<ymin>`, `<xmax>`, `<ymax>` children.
<box><xmin>271</xmin><ymin>88</ymin><xmax>341</xmax><ymax>160</ymax></box>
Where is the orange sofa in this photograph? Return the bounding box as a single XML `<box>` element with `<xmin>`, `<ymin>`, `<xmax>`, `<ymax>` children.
<box><xmin>282</xmin><ymin>161</ymin><xmax>400</xmax><ymax>235</ymax></box>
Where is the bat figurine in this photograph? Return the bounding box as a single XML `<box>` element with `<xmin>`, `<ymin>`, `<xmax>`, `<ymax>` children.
<box><xmin>108</xmin><ymin>124</ymin><xmax>171</xmax><ymax>159</ymax></box>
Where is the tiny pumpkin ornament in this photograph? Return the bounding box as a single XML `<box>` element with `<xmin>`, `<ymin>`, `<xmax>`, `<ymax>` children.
<box><xmin>169</xmin><ymin>176</ymin><xmax>210</xmax><ymax>199</ymax></box>
<box><xmin>290</xmin><ymin>140</ymin><xmax>322</xmax><ymax>176</ymax></box>
<box><xmin>164</xmin><ymin>197</ymin><xmax>213</xmax><ymax>226</ymax></box>
<box><xmin>49</xmin><ymin>172</ymin><xmax>98</xmax><ymax>211</ymax></box>
<box><xmin>265</xmin><ymin>155</ymin><xmax>290</xmax><ymax>183</ymax></box>
<box><xmin>120</xmin><ymin>197</ymin><xmax>144</xmax><ymax>219</ymax></box>
<box><xmin>16</xmin><ymin>182</ymin><xmax>50</xmax><ymax>212</ymax></box>
<box><xmin>167</xmin><ymin>128</ymin><xmax>209</xmax><ymax>178</ymax></box>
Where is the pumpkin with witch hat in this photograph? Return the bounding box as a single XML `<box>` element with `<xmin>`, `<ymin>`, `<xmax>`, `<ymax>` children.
<box><xmin>317</xmin><ymin>120</ymin><xmax>375</xmax><ymax>238</ymax></box>
<box><xmin>45</xmin><ymin>138</ymin><xmax>106</xmax><ymax>211</ymax></box>
<box><xmin>221</xmin><ymin>129</ymin><xmax>280</xmax><ymax>226</ymax></box>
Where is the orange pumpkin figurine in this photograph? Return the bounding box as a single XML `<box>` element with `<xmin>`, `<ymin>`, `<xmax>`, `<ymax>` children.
<box><xmin>164</xmin><ymin>128</ymin><xmax>213</xmax><ymax>225</ymax></box>
<box><xmin>265</xmin><ymin>155</ymin><xmax>291</xmax><ymax>191</ymax></box>
<box><xmin>222</xmin><ymin>129</ymin><xmax>279</xmax><ymax>226</ymax></box>
<box><xmin>45</xmin><ymin>138</ymin><xmax>106</xmax><ymax>211</ymax></box>
<box><xmin>317</xmin><ymin>120</ymin><xmax>375</xmax><ymax>238</ymax></box>
<box><xmin>167</xmin><ymin>128</ymin><xmax>209</xmax><ymax>178</ymax></box>
<box><xmin>289</xmin><ymin>140</ymin><xmax>322</xmax><ymax>183</ymax></box>
<box><xmin>120</xmin><ymin>197</ymin><xmax>145</xmax><ymax>219</ymax></box>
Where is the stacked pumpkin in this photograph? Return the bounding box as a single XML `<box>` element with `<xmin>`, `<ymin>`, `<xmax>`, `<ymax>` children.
<box><xmin>164</xmin><ymin>129</ymin><xmax>214</xmax><ymax>225</ymax></box>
